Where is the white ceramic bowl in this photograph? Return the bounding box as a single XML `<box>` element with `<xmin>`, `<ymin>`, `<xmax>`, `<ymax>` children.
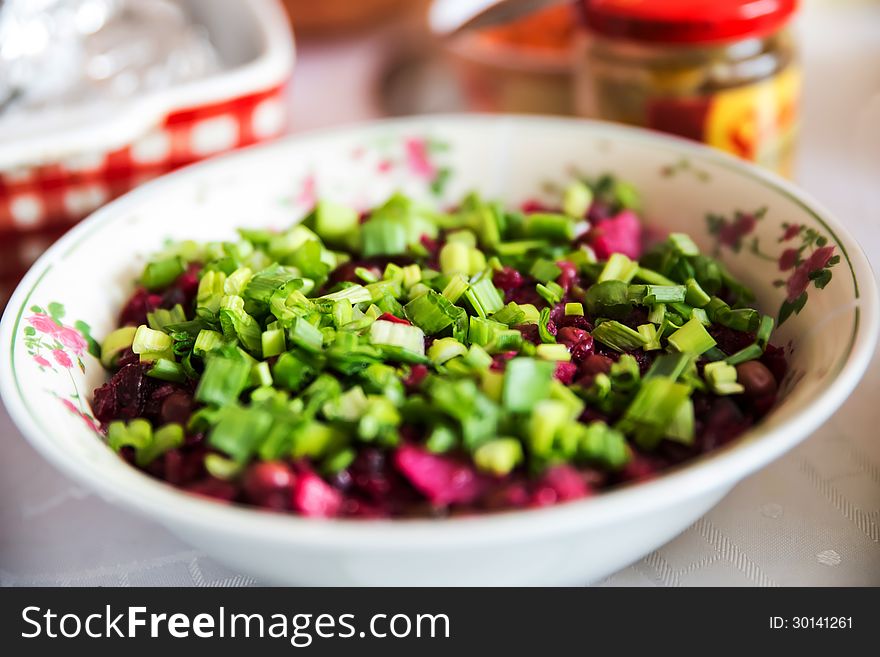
<box><xmin>1</xmin><ymin>116</ymin><xmax>876</xmax><ymax>586</ymax></box>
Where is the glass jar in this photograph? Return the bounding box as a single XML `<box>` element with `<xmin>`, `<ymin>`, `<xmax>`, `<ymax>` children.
<box><xmin>576</xmin><ymin>0</ymin><xmax>800</xmax><ymax>176</ymax></box>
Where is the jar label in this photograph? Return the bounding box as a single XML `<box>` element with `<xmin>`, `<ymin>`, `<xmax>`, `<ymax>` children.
<box><xmin>646</xmin><ymin>67</ymin><xmax>801</xmax><ymax>176</ymax></box>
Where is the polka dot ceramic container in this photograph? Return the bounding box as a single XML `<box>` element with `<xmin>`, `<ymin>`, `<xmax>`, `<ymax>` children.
<box><xmin>0</xmin><ymin>0</ymin><xmax>294</xmax><ymax>235</ymax></box>
<box><xmin>1</xmin><ymin>116</ymin><xmax>876</xmax><ymax>585</ymax></box>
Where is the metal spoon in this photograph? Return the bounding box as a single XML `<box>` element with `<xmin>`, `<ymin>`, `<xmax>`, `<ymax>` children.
<box><xmin>431</xmin><ymin>0</ymin><xmax>571</xmax><ymax>36</ymax></box>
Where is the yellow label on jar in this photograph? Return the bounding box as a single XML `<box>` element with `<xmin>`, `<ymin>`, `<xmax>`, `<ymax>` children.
<box><xmin>705</xmin><ymin>67</ymin><xmax>801</xmax><ymax>176</ymax></box>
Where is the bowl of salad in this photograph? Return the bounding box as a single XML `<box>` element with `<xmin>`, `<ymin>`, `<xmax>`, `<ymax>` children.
<box><xmin>1</xmin><ymin>115</ymin><xmax>876</xmax><ymax>585</ymax></box>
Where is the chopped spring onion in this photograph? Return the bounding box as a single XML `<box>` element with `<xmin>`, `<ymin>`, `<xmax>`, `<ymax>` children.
<box><xmin>584</xmin><ymin>280</ymin><xmax>632</xmax><ymax>320</ymax></box>
<box><xmin>196</xmin><ymin>355</ymin><xmax>252</xmax><ymax>406</ymax></box>
<box><xmin>684</xmin><ymin>278</ymin><xmax>711</xmax><ymax>308</ymax></box>
<box><xmin>591</xmin><ymin>320</ymin><xmax>647</xmax><ymax>352</ymax></box>
<box><xmin>523</xmin><ymin>213</ymin><xmax>575</xmax><ymax>242</ymax></box>
<box><xmin>141</xmin><ymin>256</ymin><xmax>184</xmax><ymax>291</ymax></box>
<box><xmin>562</xmin><ymin>180</ymin><xmax>593</xmax><ymax>218</ymax></box>
<box><xmin>565</xmin><ymin>302</ymin><xmax>584</xmax><ymax>316</ymax></box>
<box><xmin>530</xmin><ymin>258</ymin><xmax>562</xmax><ymax>283</ymax></box>
<box><xmin>502</xmin><ymin>357</ymin><xmax>555</xmax><ymax>413</ymax></box>
<box><xmin>369</xmin><ymin>320</ymin><xmax>426</xmax><ymax>356</ymax></box>
<box><xmin>464</xmin><ymin>274</ymin><xmax>504</xmax><ymax>318</ymax></box>
<box><xmin>538</xmin><ymin>307</ymin><xmax>556</xmax><ymax>344</ymax></box>
<box><xmin>428</xmin><ymin>337</ymin><xmax>468</xmax><ymax>365</ymax></box>
<box><xmin>100</xmin><ymin>326</ymin><xmax>137</xmax><ymax>368</ymax></box>
<box><xmin>667</xmin><ymin>317</ymin><xmax>717</xmax><ymax>355</ymax></box>
<box><xmin>474</xmin><ymin>438</ymin><xmax>524</xmax><ymax>475</ymax></box>
<box><xmin>536</xmin><ymin>343</ymin><xmax>571</xmax><ymax>361</ymax></box>
<box><xmin>132</xmin><ymin>325</ymin><xmax>172</xmax><ymax>356</ymax></box>
<box><xmin>704</xmin><ymin>361</ymin><xmax>745</xmax><ymax>395</ymax></box>
<box><xmin>599</xmin><ymin>253</ymin><xmax>639</xmax><ymax>283</ymax></box>
<box><xmin>617</xmin><ymin>376</ymin><xmax>692</xmax><ymax>449</ymax></box>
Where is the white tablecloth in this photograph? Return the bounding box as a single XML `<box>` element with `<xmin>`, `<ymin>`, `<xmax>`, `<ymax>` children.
<box><xmin>2</xmin><ymin>2</ymin><xmax>879</xmax><ymax>587</ymax></box>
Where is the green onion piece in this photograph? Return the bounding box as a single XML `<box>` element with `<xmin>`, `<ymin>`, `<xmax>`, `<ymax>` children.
<box><xmin>518</xmin><ymin>304</ymin><xmax>540</xmax><ymax>325</ymax></box>
<box><xmin>756</xmin><ymin>314</ymin><xmax>774</xmax><ymax>348</ymax></box>
<box><xmin>634</xmin><ymin>267</ymin><xmax>677</xmax><ymax>286</ymax></box>
<box><xmin>617</xmin><ymin>376</ymin><xmax>692</xmax><ymax>449</ymax></box>
<box><xmin>645</xmin><ymin>353</ymin><xmax>692</xmax><ymax>381</ymax></box>
<box><xmin>261</xmin><ymin>328</ymin><xmax>286</xmax><ymax>358</ymax></box>
<box><xmin>358</xmin><ymin>396</ymin><xmax>402</xmax><ymax>445</ymax></box>
<box><xmin>684</xmin><ymin>278</ymin><xmax>712</xmax><ymax>308</ymax></box>
<box><xmin>668</xmin><ymin>233</ymin><xmax>700</xmax><ymax>257</ymax></box>
<box><xmin>536</xmin><ymin>281</ymin><xmax>564</xmax><ymax>306</ymax></box>
<box><xmin>428</xmin><ymin>337</ymin><xmax>468</xmax><ymax>365</ymax></box>
<box><xmin>584</xmin><ymin>280</ymin><xmax>633</xmax><ymax>320</ymax></box>
<box><xmin>565</xmin><ymin>302</ymin><xmax>584</xmax><ymax>316</ymax></box>
<box><xmin>463</xmin><ymin>344</ymin><xmax>493</xmax><ymax>370</ymax></box>
<box><xmin>141</xmin><ymin>256</ymin><xmax>184</xmax><ymax>291</ymax></box>
<box><xmin>523</xmin><ymin>213</ymin><xmax>575</xmax><ymax>242</ymax></box>
<box><xmin>538</xmin><ymin>307</ymin><xmax>556</xmax><ymax>344</ymax></box>
<box><xmin>599</xmin><ymin>253</ymin><xmax>639</xmax><ymax>283</ymax></box>
<box><xmin>446</xmin><ymin>229</ymin><xmax>477</xmax><ymax>247</ymax></box>
<box><xmin>441</xmin><ymin>273</ymin><xmax>469</xmax><ymax>303</ymax></box>
<box><xmin>132</xmin><ymin>325</ymin><xmax>173</xmax><ymax>355</ymax></box>
<box><xmin>492</xmin><ymin>302</ymin><xmax>526</xmax><ymax>326</ymax></box>
<box><xmin>369</xmin><ymin>320</ymin><xmax>426</xmax><ymax>356</ymax></box>
<box><xmin>100</xmin><ymin>326</ymin><xmax>138</xmax><ymax>368</ymax></box>
<box><xmin>322</xmin><ymin>448</ymin><xmax>357</xmax><ymax>475</ymax></box>
<box><xmin>579</xmin><ymin>421</ymin><xmax>630</xmax><ymax>470</ymax></box>
<box><xmin>495</xmin><ymin>239</ymin><xmax>549</xmax><ymax>256</ymax></box>
<box><xmin>107</xmin><ymin>419</ymin><xmax>152</xmax><ymax>452</ymax></box>
<box><xmin>474</xmin><ymin>438</ymin><xmax>524</xmax><ymax>476</ymax></box>
<box><xmin>527</xmin><ymin>399</ymin><xmax>569</xmax><ymax>456</ymax></box>
<box><xmin>196</xmin><ymin>355</ymin><xmax>251</xmax><ymax>406</ymax></box>
<box><xmin>321</xmin><ymin>284</ymin><xmax>372</xmax><ymax>305</ymax></box>
<box><xmin>137</xmin><ymin>423</ymin><xmax>185</xmax><ymax>467</ymax></box>
<box><xmin>243</xmin><ymin>264</ymin><xmax>302</xmax><ymax>303</ymax></box>
<box><xmin>464</xmin><ymin>274</ymin><xmax>505</xmax><ymax>318</ymax></box>
<box><xmin>273</xmin><ymin>351</ymin><xmax>316</xmax><ymax>392</ymax></box>
<box><xmin>486</xmin><ymin>329</ymin><xmax>523</xmax><ymax>354</ymax></box>
<box><xmin>638</xmin><ymin>323</ymin><xmax>661</xmax><ymax>350</ymax></box>
<box><xmin>404</xmin><ymin>290</ymin><xmax>459</xmax><ymax>334</ymax></box>
<box><xmin>704</xmin><ymin>361</ymin><xmax>745</xmax><ymax>395</ymax></box>
<box><xmin>401</xmin><ymin>264</ymin><xmax>421</xmax><ymax>289</ymax></box>
<box><xmin>502</xmin><ymin>357</ymin><xmax>555</xmax><ymax>413</ymax></box>
<box><xmin>323</xmin><ymin>385</ymin><xmax>369</xmax><ymax>422</ymax></box>
<box><xmin>250</xmin><ymin>361</ymin><xmax>273</xmax><ymax>387</ymax></box>
<box><xmin>469</xmin><ymin>248</ymin><xmax>487</xmax><ymax>276</ymax></box>
<box><xmin>147</xmin><ymin>358</ymin><xmax>186</xmax><ymax>383</ymax></box>
<box><xmin>224</xmin><ymin>267</ymin><xmax>254</xmax><ymax>296</ymax></box>
<box><xmin>468</xmin><ymin>316</ymin><xmax>506</xmax><ymax>346</ymax></box>
<box><xmin>361</xmin><ymin>218</ymin><xmax>408</xmax><ymax>257</ymax></box>
<box><xmin>722</xmin><ymin>308</ymin><xmax>760</xmax><ymax>332</ymax></box>
<box><xmin>313</xmin><ymin>200</ymin><xmax>359</xmax><ymax>247</ymax></box>
<box><xmin>426</xmin><ymin>424</ymin><xmax>458</xmax><ymax>454</ymax></box>
<box><xmin>209</xmin><ymin>406</ymin><xmax>273</xmax><ymax>462</ymax></box>
<box><xmin>193</xmin><ymin>329</ymin><xmax>224</xmax><ymax>356</ymax></box>
<box><xmin>563</xmin><ymin>180</ymin><xmax>593</xmax><ymax>218</ymax></box>
<box><xmin>440</xmin><ymin>241</ymin><xmax>471</xmax><ymax>275</ymax></box>
<box><xmin>648</xmin><ymin>303</ymin><xmax>666</xmax><ymax>325</ymax></box>
<box><xmin>536</xmin><ymin>343</ymin><xmax>571</xmax><ymax>361</ymax></box>
<box><xmin>591</xmin><ymin>320</ymin><xmax>647</xmax><ymax>352</ymax></box>
<box><xmin>666</xmin><ymin>398</ymin><xmax>695</xmax><ymax>444</ymax></box>
<box><xmin>218</xmin><ymin>296</ymin><xmax>262</xmax><ymax>355</ymax></box>
<box><xmin>287</xmin><ymin>317</ymin><xmax>324</xmax><ymax>353</ymax></box>
<box><xmin>725</xmin><ymin>342</ymin><xmax>764</xmax><ymax>366</ymax></box>
<box><xmin>147</xmin><ymin>304</ymin><xmax>186</xmax><ymax>332</ymax></box>
<box><xmin>331</xmin><ymin>299</ymin><xmax>353</xmax><ymax>328</ymax></box>
<box><xmin>204</xmin><ymin>453</ymin><xmax>244</xmax><ymax>480</ymax></box>
<box><xmin>667</xmin><ymin>317</ymin><xmax>717</xmax><ymax>355</ymax></box>
<box><xmin>530</xmin><ymin>258</ymin><xmax>562</xmax><ymax>283</ymax></box>
<box><xmin>627</xmin><ymin>284</ymin><xmax>687</xmax><ymax>305</ymax></box>
<box><xmin>355</xmin><ymin>267</ymin><xmax>380</xmax><ymax>284</ymax></box>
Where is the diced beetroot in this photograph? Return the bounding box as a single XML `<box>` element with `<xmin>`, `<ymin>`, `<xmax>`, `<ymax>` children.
<box><xmin>710</xmin><ymin>325</ymin><xmax>755</xmax><ymax>356</ymax></box>
<box><xmin>403</xmin><ymin>364</ymin><xmax>429</xmax><ymax>390</ymax></box>
<box><xmin>92</xmin><ymin>363</ymin><xmax>149</xmax><ymax>423</ymax></box>
<box><xmin>393</xmin><ymin>444</ymin><xmax>487</xmax><ymax>506</ymax></box>
<box><xmin>554</xmin><ymin>361</ymin><xmax>578</xmax><ymax>385</ymax></box>
<box><xmin>761</xmin><ymin>343</ymin><xmax>788</xmax><ymax>384</ymax></box>
<box><xmin>160</xmin><ymin>391</ymin><xmax>194</xmax><ymax>426</ymax></box>
<box><xmin>520</xmin><ymin>199</ymin><xmax>551</xmax><ymax>213</ymax></box>
<box><xmin>556</xmin><ymin>260</ymin><xmax>579</xmax><ymax>293</ymax></box>
<box><xmin>118</xmin><ymin>288</ymin><xmax>162</xmax><ymax>327</ymax></box>
<box><xmin>243</xmin><ymin>461</ymin><xmax>296</xmax><ymax>510</ymax></box>
<box><xmin>493</xmin><ymin>267</ymin><xmax>524</xmax><ymax>295</ymax></box>
<box><xmin>378</xmin><ymin>312</ymin><xmax>411</xmax><ymax>325</ymax></box>
<box><xmin>537</xmin><ymin>464</ymin><xmax>590</xmax><ymax>503</ymax></box>
<box><xmin>559</xmin><ymin>314</ymin><xmax>591</xmax><ymax>331</ymax></box>
<box><xmin>557</xmin><ymin>327</ymin><xmax>589</xmax><ymax>347</ymax></box>
<box><xmin>490</xmin><ymin>351</ymin><xmax>519</xmax><ymax>372</ymax></box>
<box><xmin>588</xmin><ymin>210</ymin><xmax>643</xmax><ymax>260</ymax></box>
<box><xmin>292</xmin><ymin>472</ymin><xmax>343</xmax><ymax>518</ymax></box>
<box><xmin>185</xmin><ymin>478</ymin><xmax>238</xmax><ymax>503</ymax></box>
<box><xmin>420</xmin><ymin>234</ymin><xmax>440</xmax><ymax>258</ymax></box>
<box><xmin>620</xmin><ymin>456</ymin><xmax>657</xmax><ymax>483</ymax></box>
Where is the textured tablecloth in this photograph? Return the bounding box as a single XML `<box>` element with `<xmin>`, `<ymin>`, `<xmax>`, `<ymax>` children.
<box><xmin>2</xmin><ymin>2</ymin><xmax>879</xmax><ymax>587</ymax></box>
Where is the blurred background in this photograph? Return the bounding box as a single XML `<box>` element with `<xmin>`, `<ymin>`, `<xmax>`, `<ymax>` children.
<box><xmin>1</xmin><ymin>0</ymin><xmax>878</xmax><ymax>308</ymax></box>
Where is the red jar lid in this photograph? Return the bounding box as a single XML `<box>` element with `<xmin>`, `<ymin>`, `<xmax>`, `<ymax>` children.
<box><xmin>582</xmin><ymin>0</ymin><xmax>798</xmax><ymax>45</ymax></box>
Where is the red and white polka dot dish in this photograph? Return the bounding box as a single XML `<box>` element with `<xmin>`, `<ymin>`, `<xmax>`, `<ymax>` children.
<box><xmin>0</xmin><ymin>0</ymin><xmax>294</xmax><ymax>236</ymax></box>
